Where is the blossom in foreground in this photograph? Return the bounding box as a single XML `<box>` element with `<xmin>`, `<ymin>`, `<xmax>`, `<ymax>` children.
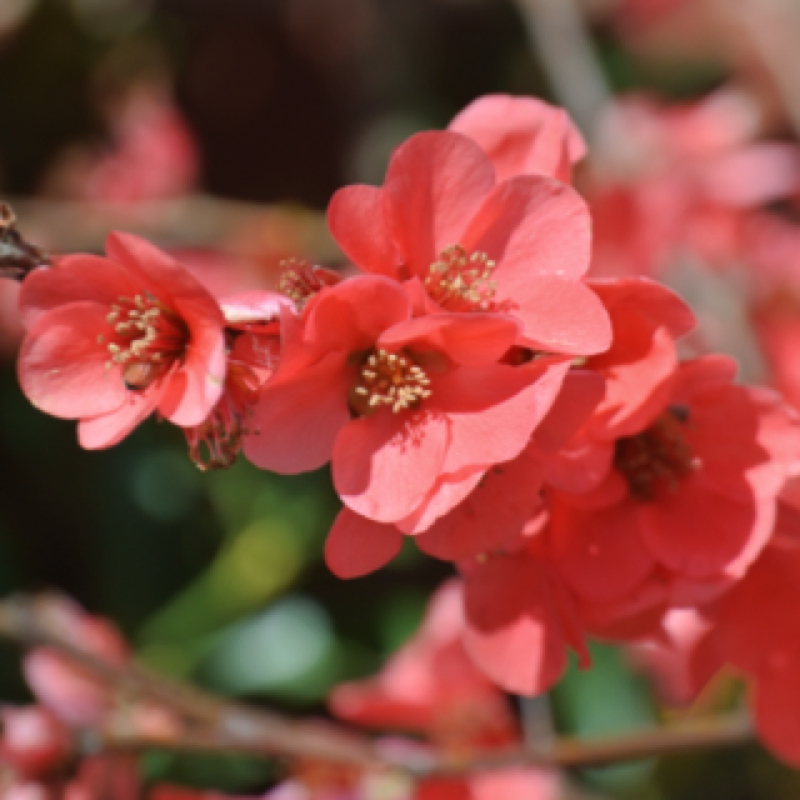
<box><xmin>17</xmin><ymin>233</ymin><xmax>226</xmax><ymax>448</ymax></box>
<box><xmin>245</xmin><ymin>275</ymin><xmax>572</xmax><ymax>578</ymax></box>
<box><xmin>328</xmin><ymin>130</ymin><xmax>611</xmax><ymax>356</ymax></box>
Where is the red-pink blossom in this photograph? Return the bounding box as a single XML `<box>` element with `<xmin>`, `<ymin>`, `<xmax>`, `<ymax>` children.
<box><xmin>245</xmin><ymin>275</ymin><xmax>572</xmax><ymax>576</ymax></box>
<box><xmin>328</xmin><ymin>130</ymin><xmax>611</xmax><ymax>356</ymax></box>
<box><xmin>18</xmin><ymin>233</ymin><xmax>226</xmax><ymax>448</ymax></box>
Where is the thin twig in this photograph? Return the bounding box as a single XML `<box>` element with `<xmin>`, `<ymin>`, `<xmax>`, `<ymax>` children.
<box><xmin>721</xmin><ymin>0</ymin><xmax>800</xmax><ymax>141</ymax></box>
<box><xmin>512</xmin><ymin>0</ymin><xmax>612</xmax><ymax>140</ymax></box>
<box><xmin>0</xmin><ymin>593</ymin><xmax>753</xmax><ymax>777</ymax></box>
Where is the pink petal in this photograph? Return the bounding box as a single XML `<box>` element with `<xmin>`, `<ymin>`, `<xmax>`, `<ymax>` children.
<box><xmin>589</xmin><ymin>277</ymin><xmax>696</xmax><ymax>339</ymax></box>
<box><xmin>324</xmin><ymin>508</ymin><xmax>405</xmax><ymax>578</ymax></box>
<box><xmin>463</xmin><ymin>175</ymin><xmax>591</xmax><ymax>281</ymax></box>
<box><xmin>416</xmin><ymin>453</ymin><xmax>544</xmax><ymax>560</ymax></box>
<box><xmin>449</xmin><ymin>93</ymin><xmax>585</xmax><ymax>183</ymax></box>
<box><xmin>500</xmin><ymin>275</ymin><xmax>612</xmax><ymax>355</ymax></box>
<box><xmin>397</xmin><ymin>468</ymin><xmax>485</xmax><ymax>535</ymax></box>
<box><xmin>383</xmin><ymin>131</ymin><xmax>495</xmax><ymax>274</ymax></box>
<box><xmin>244</xmin><ymin>351</ymin><xmax>353</xmax><ymax>473</ymax></box>
<box><xmin>20</xmin><ymin>255</ymin><xmax>137</xmax><ymax>329</ymax></box>
<box><xmin>78</xmin><ymin>390</ymin><xmax>161</xmax><ymax>449</ymax></box>
<box><xmin>378</xmin><ymin>312</ymin><xmax>519</xmax><ymax>367</ymax></box>
<box><xmin>533</xmin><ymin>369</ymin><xmax>605</xmax><ymax>452</ymax></box>
<box><xmin>220</xmin><ymin>290</ymin><xmax>293</xmax><ymax>324</ymax></box>
<box><xmin>18</xmin><ymin>303</ymin><xmax>128</xmax><ymax>418</ymax></box>
<box><xmin>303</xmin><ymin>276</ymin><xmax>411</xmax><ymax>355</ymax></box>
<box><xmin>156</xmin><ymin>310</ymin><xmax>226</xmax><ymax>426</ymax></box>
<box><xmin>463</xmin><ymin>552</ymin><xmax>581</xmax><ymax>695</ymax></box>
<box><xmin>437</xmin><ymin>359</ymin><xmax>570</xmax><ymax>475</ymax></box>
<box><xmin>671</xmin><ymin>355</ymin><xmax>737</xmax><ymax>404</ymax></box>
<box><xmin>105</xmin><ymin>232</ymin><xmax>224</xmax><ymax>323</ymax></box>
<box><xmin>333</xmin><ymin>409</ymin><xmax>449</xmax><ymax>523</ymax></box>
<box><xmin>589</xmin><ymin>321</ymin><xmax>678</xmax><ymax>440</ymax></box>
<box><xmin>327</xmin><ymin>185</ymin><xmax>401</xmax><ymax>277</ymax></box>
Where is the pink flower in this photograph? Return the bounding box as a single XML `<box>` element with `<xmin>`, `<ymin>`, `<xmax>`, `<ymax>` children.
<box><xmin>328</xmin><ymin>130</ymin><xmax>610</xmax><ymax>356</ymax></box>
<box><xmin>245</xmin><ymin>275</ymin><xmax>572</xmax><ymax>576</ymax></box>
<box><xmin>549</xmin><ymin>355</ymin><xmax>798</xmax><ymax>614</ymax></box>
<box><xmin>18</xmin><ymin>233</ymin><xmax>226</xmax><ymax>448</ymax></box>
<box><xmin>447</xmin><ymin>94</ymin><xmax>586</xmax><ymax>183</ymax></box>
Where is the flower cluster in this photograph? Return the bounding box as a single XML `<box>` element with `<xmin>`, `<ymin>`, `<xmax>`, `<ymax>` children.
<box><xmin>10</xmin><ymin>94</ymin><xmax>800</xmax><ymax>776</ymax></box>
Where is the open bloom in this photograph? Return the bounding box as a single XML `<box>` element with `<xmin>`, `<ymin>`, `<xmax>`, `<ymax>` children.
<box><xmin>18</xmin><ymin>233</ymin><xmax>226</xmax><ymax>448</ymax></box>
<box><xmin>549</xmin><ymin>356</ymin><xmax>799</xmax><ymax>638</ymax></box>
<box><xmin>328</xmin><ymin>130</ymin><xmax>611</xmax><ymax>356</ymax></box>
<box><xmin>244</xmin><ymin>275</ymin><xmax>572</xmax><ymax>576</ymax></box>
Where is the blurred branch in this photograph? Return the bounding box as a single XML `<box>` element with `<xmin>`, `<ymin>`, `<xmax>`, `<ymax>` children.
<box><xmin>719</xmin><ymin>0</ymin><xmax>800</xmax><ymax>139</ymax></box>
<box><xmin>6</xmin><ymin>194</ymin><xmax>338</xmax><ymax>260</ymax></box>
<box><xmin>512</xmin><ymin>0</ymin><xmax>612</xmax><ymax>139</ymax></box>
<box><xmin>0</xmin><ymin>593</ymin><xmax>754</xmax><ymax>778</ymax></box>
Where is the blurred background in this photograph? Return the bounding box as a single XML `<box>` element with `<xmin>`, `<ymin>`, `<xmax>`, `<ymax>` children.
<box><xmin>2</xmin><ymin>0</ymin><xmax>800</xmax><ymax>797</ymax></box>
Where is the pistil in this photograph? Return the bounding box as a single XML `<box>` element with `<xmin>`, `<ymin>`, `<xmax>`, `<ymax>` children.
<box><xmin>425</xmin><ymin>244</ymin><xmax>497</xmax><ymax>312</ymax></box>
<box><xmin>614</xmin><ymin>406</ymin><xmax>696</xmax><ymax>502</ymax></box>
<box><xmin>349</xmin><ymin>349</ymin><xmax>431</xmax><ymax>416</ymax></box>
<box><xmin>100</xmin><ymin>293</ymin><xmax>189</xmax><ymax>390</ymax></box>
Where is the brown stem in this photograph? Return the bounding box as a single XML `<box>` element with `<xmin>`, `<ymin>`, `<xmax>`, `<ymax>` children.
<box><xmin>0</xmin><ymin>593</ymin><xmax>753</xmax><ymax>777</ymax></box>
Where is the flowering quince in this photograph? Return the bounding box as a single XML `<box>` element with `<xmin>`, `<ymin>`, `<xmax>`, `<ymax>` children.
<box><xmin>17</xmin><ymin>232</ymin><xmax>226</xmax><ymax>448</ymax></box>
<box><xmin>244</xmin><ymin>274</ymin><xmax>574</xmax><ymax>577</ymax></box>
<box><xmin>547</xmin><ymin>355</ymin><xmax>799</xmax><ymax>644</ymax></box>
<box><xmin>447</xmin><ymin>94</ymin><xmax>586</xmax><ymax>183</ymax></box>
<box><xmin>329</xmin><ymin>580</ymin><xmax>561</xmax><ymax>800</ymax></box>
<box><xmin>327</xmin><ymin>129</ymin><xmax>611</xmax><ymax>356</ymax></box>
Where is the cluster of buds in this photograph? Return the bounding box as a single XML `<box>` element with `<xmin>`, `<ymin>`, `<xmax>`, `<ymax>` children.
<box><xmin>7</xmin><ymin>94</ymin><xmax>800</xmax><ymax>782</ymax></box>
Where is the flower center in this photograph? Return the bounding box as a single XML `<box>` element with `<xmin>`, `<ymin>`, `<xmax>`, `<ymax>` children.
<box><xmin>101</xmin><ymin>293</ymin><xmax>189</xmax><ymax>390</ymax></box>
<box><xmin>613</xmin><ymin>406</ymin><xmax>696</xmax><ymax>502</ymax></box>
<box><xmin>349</xmin><ymin>349</ymin><xmax>431</xmax><ymax>416</ymax></box>
<box><xmin>279</xmin><ymin>259</ymin><xmax>336</xmax><ymax>310</ymax></box>
<box><xmin>425</xmin><ymin>244</ymin><xmax>497</xmax><ymax>312</ymax></box>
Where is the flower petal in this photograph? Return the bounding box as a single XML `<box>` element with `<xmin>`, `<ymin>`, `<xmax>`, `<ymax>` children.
<box><xmin>463</xmin><ymin>175</ymin><xmax>591</xmax><ymax>280</ymax></box>
<box><xmin>18</xmin><ymin>303</ymin><xmax>128</xmax><ymax>418</ymax></box>
<box><xmin>437</xmin><ymin>359</ymin><xmax>570</xmax><ymax>475</ymax></box>
<box><xmin>449</xmin><ymin>93</ymin><xmax>585</xmax><ymax>183</ymax></box>
<box><xmin>383</xmin><ymin>131</ymin><xmax>495</xmax><ymax>274</ymax></box>
<box><xmin>325</xmin><ymin>508</ymin><xmax>405</xmax><ymax>578</ymax></box>
<box><xmin>463</xmin><ymin>552</ymin><xmax>584</xmax><ymax>695</ymax></box>
<box><xmin>244</xmin><ymin>351</ymin><xmax>353</xmax><ymax>473</ymax></box>
<box><xmin>334</xmin><ymin>409</ymin><xmax>449</xmax><ymax>523</ymax></box>
<box><xmin>327</xmin><ymin>185</ymin><xmax>401</xmax><ymax>277</ymax></box>
<box><xmin>78</xmin><ymin>390</ymin><xmax>161</xmax><ymax>449</ymax></box>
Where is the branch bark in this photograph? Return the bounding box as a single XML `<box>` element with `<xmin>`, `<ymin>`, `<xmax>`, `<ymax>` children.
<box><xmin>0</xmin><ymin>593</ymin><xmax>754</xmax><ymax>779</ymax></box>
